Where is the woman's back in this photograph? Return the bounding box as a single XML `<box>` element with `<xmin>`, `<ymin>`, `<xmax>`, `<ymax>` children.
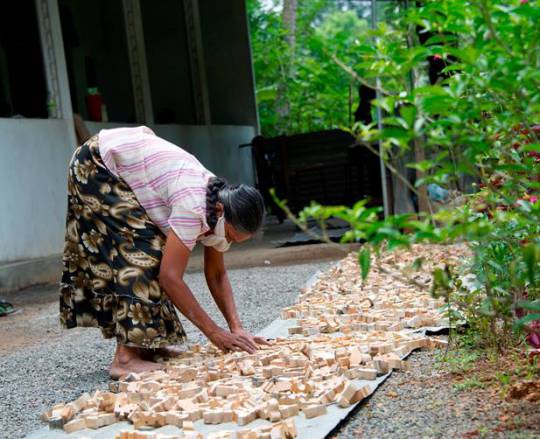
<box><xmin>98</xmin><ymin>126</ymin><xmax>213</xmax><ymax>247</ymax></box>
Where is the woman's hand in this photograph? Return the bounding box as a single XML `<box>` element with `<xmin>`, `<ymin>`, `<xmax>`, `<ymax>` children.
<box><xmin>232</xmin><ymin>328</ymin><xmax>272</xmax><ymax>349</ymax></box>
<box><xmin>208</xmin><ymin>328</ymin><xmax>269</xmax><ymax>354</ymax></box>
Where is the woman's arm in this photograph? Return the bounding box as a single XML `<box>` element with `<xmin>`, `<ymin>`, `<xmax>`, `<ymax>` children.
<box><xmin>204</xmin><ymin>246</ymin><xmax>270</xmax><ymax>347</ymax></box>
<box><xmin>159</xmin><ymin>230</ymin><xmax>257</xmax><ymax>353</ymax></box>
<box><xmin>203</xmin><ymin>246</ymin><xmax>242</xmax><ymax>331</ymax></box>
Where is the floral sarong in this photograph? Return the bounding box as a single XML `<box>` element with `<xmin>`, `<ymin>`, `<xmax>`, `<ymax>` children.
<box><xmin>59</xmin><ymin>135</ymin><xmax>186</xmax><ymax>348</ymax></box>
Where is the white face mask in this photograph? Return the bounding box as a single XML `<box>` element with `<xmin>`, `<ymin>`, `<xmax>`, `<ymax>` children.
<box><xmin>200</xmin><ymin>215</ymin><xmax>231</xmax><ymax>252</ymax></box>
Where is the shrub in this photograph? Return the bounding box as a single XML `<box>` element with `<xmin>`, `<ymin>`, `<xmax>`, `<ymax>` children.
<box><xmin>274</xmin><ymin>0</ymin><xmax>540</xmax><ymax>352</ymax></box>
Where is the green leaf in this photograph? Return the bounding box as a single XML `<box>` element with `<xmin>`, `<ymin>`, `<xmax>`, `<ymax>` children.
<box><xmin>399</xmin><ymin>105</ymin><xmax>416</xmax><ymax>128</ymax></box>
<box><xmin>516</xmin><ymin>300</ymin><xmax>540</xmax><ymax>312</ymax></box>
<box><xmin>380</xmin><ymin>127</ymin><xmax>411</xmax><ymax>141</ymax></box>
<box><xmin>523</xmin><ymin>181</ymin><xmax>540</xmax><ymax>190</ymax></box>
<box><xmin>441</xmin><ymin>63</ymin><xmax>464</xmax><ymax>73</ymax></box>
<box><xmin>412</xmin><ymin>257</ymin><xmax>425</xmax><ymax>270</ymax></box>
<box><xmin>413</xmin><ymin>117</ymin><xmax>426</xmax><ymax>133</ymax></box>
<box><xmin>514</xmin><ymin>3</ymin><xmax>540</xmax><ymax>19</ymax></box>
<box><xmin>358</xmin><ymin>247</ymin><xmax>371</xmax><ymax>281</ymax></box>
<box><xmin>420</xmin><ymin>95</ymin><xmax>454</xmax><ymax>114</ymax></box>
<box><xmin>522</xmin><ymin>244</ymin><xmax>539</xmax><ymax>284</ymax></box>
<box><xmin>519</xmin><ymin>143</ymin><xmax>540</xmax><ymax>153</ymax></box>
<box><xmin>433</xmin><ymin>267</ymin><xmax>450</xmax><ymax>290</ymax></box>
<box><xmin>407</xmin><ymin>160</ymin><xmax>435</xmax><ymax>173</ymax></box>
<box><xmin>514</xmin><ymin>313</ymin><xmax>540</xmax><ymax>329</ymax></box>
<box><xmin>424</xmin><ymin>35</ymin><xmax>458</xmax><ymax>45</ymax></box>
<box><xmin>494</xmin><ymin>163</ymin><xmax>529</xmax><ymax>173</ymax></box>
<box><xmin>255</xmin><ymin>85</ymin><xmax>277</xmax><ymax>102</ymax></box>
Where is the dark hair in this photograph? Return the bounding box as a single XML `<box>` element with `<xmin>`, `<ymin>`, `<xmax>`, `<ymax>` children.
<box><xmin>206</xmin><ymin>176</ymin><xmax>265</xmax><ymax>234</ymax></box>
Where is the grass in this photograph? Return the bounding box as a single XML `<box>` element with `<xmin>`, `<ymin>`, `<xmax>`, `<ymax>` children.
<box><xmin>433</xmin><ymin>332</ymin><xmax>540</xmax><ymax>436</ymax></box>
<box><xmin>438</xmin><ymin>349</ymin><xmax>481</xmax><ymax>373</ymax></box>
<box><xmin>507</xmin><ymin>433</ymin><xmax>540</xmax><ymax>439</ymax></box>
<box><xmin>435</xmin><ymin>334</ymin><xmax>482</xmax><ymax>374</ymax></box>
<box><xmin>435</xmin><ymin>331</ymin><xmax>540</xmax><ymax>409</ymax></box>
<box><xmin>453</xmin><ymin>375</ymin><xmax>485</xmax><ymax>391</ymax></box>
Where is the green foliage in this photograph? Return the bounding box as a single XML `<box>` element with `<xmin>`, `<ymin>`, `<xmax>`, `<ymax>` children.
<box><xmin>437</xmin><ymin>343</ymin><xmax>481</xmax><ymax>373</ymax></box>
<box><xmin>453</xmin><ymin>376</ymin><xmax>485</xmax><ymax>391</ymax></box>
<box><xmin>248</xmin><ymin>0</ymin><xmax>370</xmax><ymax>136</ymax></box>
<box><xmin>271</xmin><ymin>0</ymin><xmax>540</xmax><ymax>351</ymax></box>
<box><xmin>358</xmin><ymin>247</ymin><xmax>371</xmax><ymax>281</ymax></box>
<box><xmin>495</xmin><ymin>371</ymin><xmax>512</xmax><ymax>386</ymax></box>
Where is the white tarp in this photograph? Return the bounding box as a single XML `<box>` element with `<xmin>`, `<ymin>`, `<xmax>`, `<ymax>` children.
<box><xmin>26</xmin><ymin>270</ymin><xmax>447</xmax><ymax>439</ymax></box>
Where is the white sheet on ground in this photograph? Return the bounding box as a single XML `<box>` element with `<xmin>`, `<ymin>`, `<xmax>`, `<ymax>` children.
<box><xmin>26</xmin><ymin>271</ymin><xmax>447</xmax><ymax>439</ymax></box>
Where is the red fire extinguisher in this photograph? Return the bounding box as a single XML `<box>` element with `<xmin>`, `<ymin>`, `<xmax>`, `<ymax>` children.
<box><xmin>86</xmin><ymin>87</ymin><xmax>103</xmax><ymax>122</ymax></box>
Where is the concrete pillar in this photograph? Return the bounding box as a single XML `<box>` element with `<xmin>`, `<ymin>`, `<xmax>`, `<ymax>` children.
<box><xmin>183</xmin><ymin>0</ymin><xmax>212</xmax><ymax>125</ymax></box>
<box><xmin>122</xmin><ymin>0</ymin><xmax>154</xmax><ymax>124</ymax></box>
<box><xmin>35</xmin><ymin>0</ymin><xmax>77</xmax><ymax>146</ymax></box>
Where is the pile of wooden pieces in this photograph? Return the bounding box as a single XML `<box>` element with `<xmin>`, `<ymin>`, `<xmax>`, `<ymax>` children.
<box><xmin>42</xmin><ymin>244</ymin><xmax>467</xmax><ymax>438</ymax></box>
<box><xmin>282</xmin><ymin>244</ymin><xmax>466</xmax><ymax>336</ymax></box>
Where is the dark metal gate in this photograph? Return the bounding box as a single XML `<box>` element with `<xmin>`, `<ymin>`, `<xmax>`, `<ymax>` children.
<box><xmin>245</xmin><ymin>129</ymin><xmax>383</xmax><ymax>220</ymax></box>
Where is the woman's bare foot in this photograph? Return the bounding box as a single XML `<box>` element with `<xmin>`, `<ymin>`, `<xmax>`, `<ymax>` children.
<box><xmin>109</xmin><ymin>344</ymin><xmax>164</xmax><ymax>380</ymax></box>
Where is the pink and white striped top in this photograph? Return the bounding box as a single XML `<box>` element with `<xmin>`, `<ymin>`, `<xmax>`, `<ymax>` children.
<box><xmin>98</xmin><ymin>126</ymin><xmax>213</xmax><ymax>250</ymax></box>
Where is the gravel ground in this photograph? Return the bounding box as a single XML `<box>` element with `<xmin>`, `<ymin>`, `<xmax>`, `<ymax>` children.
<box><xmin>333</xmin><ymin>349</ymin><xmax>540</xmax><ymax>439</ymax></box>
<box><xmin>3</xmin><ymin>260</ymin><xmax>538</xmax><ymax>439</ymax></box>
<box><xmin>0</xmin><ymin>262</ymin><xmax>329</xmax><ymax>439</ymax></box>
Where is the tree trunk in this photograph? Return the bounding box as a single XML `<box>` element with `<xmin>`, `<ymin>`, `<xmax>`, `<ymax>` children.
<box><xmin>392</xmin><ymin>154</ymin><xmax>416</xmax><ymax>215</ymax></box>
<box><xmin>282</xmin><ymin>0</ymin><xmax>296</xmax><ymax>53</ymax></box>
<box><xmin>414</xmin><ymin>139</ymin><xmax>430</xmax><ymax>213</ymax></box>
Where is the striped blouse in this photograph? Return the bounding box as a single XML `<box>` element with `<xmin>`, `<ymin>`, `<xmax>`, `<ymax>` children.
<box><xmin>98</xmin><ymin>126</ymin><xmax>213</xmax><ymax>250</ymax></box>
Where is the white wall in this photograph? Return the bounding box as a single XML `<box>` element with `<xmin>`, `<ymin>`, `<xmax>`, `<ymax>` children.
<box><xmin>0</xmin><ymin>119</ymin><xmax>255</xmax><ymax>264</ymax></box>
<box><xmin>0</xmin><ymin>118</ymin><xmax>76</xmax><ymax>263</ymax></box>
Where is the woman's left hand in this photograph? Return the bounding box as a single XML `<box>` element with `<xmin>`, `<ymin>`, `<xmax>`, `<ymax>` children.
<box><xmin>231</xmin><ymin>328</ymin><xmax>272</xmax><ymax>350</ymax></box>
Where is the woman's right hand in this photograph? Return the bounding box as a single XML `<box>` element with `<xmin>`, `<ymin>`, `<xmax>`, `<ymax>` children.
<box><xmin>207</xmin><ymin>327</ymin><xmax>258</xmax><ymax>354</ymax></box>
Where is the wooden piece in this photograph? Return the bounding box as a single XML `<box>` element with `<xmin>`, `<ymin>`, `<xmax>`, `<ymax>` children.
<box><xmin>350</xmin><ymin>368</ymin><xmax>378</xmax><ymax>380</ymax></box>
<box><xmin>236</xmin><ymin>409</ymin><xmax>257</xmax><ymax>426</ymax></box>
<box><xmin>63</xmin><ymin>417</ymin><xmax>86</xmax><ymax>433</ymax></box>
<box><xmin>59</xmin><ymin>404</ymin><xmax>76</xmax><ymax>422</ymax></box>
<box><xmin>166</xmin><ymin>411</ymin><xmax>187</xmax><ymax>427</ymax></box>
<box><xmin>339</xmin><ymin>382</ymin><xmax>358</xmax><ymax>401</ymax></box>
<box><xmin>302</xmin><ymin>404</ymin><xmax>327</xmax><ymax>419</ymax></box>
<box><xmin>97</xmin><ymin>413</ymin><xmax>116</xmax><ymax>427</ymax></box>
<box><xmin>215</xmin><ymin>385</ymin><xmax>238</xmax><ymax>397</ymax></box>
<box><xmin>279</xmin><ymin>404</ymin><xmax>299</xmax><ymax>419</ymax></box>
<box><xmin>177</xmin><ymin>385</ymin><xmax>202</xmax><ymax>399</ymax></box>
<box><xmin>350</xmin><ymin>385</ymin><xmax>371</xmax><ymax>404</ymax></box>
<box><xmin>72</xmin><ymin>393</ymin><xmax>92</xmax><ymax>412</ymax></box>
<box><xmin>85</xmin><ymin>415</ymin><xmax>101</xmax><ymax>429</ymax></box>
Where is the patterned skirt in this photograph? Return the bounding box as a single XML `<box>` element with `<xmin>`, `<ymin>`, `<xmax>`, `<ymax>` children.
<box><xmin>59</xmin><ymin>135</ymin><xmax>186</xmax><ymax>348</ymax></box>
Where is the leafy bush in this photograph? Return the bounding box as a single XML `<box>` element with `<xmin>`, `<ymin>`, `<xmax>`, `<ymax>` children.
<box><xmin>273</xmin><ymin>0</ymin><xmax>540</xmax><ymax>352</ymax></box>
